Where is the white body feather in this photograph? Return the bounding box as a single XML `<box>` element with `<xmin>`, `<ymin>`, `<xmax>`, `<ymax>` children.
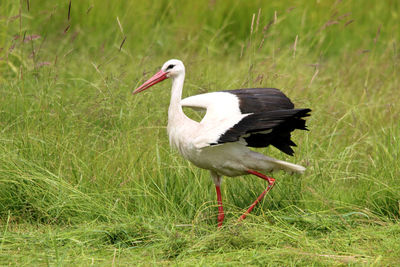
<box><xmin>165</xmin><ymin>65</ymin><xmax>306</xmax><ymax>177</ymax></box>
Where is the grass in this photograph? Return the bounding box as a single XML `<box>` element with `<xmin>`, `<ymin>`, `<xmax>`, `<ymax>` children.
<box><xmin>1</xmin><ymin>0</ymin><xmax>400</xmax><ymax>265</ymax></box>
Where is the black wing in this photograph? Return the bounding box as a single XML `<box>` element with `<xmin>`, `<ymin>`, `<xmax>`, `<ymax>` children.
<box><xmin>216</xmin><ymin>88</ymin><xmax>311</xmax><ymax>156</ymax></box>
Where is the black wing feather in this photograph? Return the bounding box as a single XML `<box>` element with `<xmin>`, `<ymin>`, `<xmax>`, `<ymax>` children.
<box><xmin>216</xmin><ymin>88</ymin><xmax>311</xmax><ymax>156</ymax></box>
<box><xmin>223</xmin><ymin>88</ymin><xmax>294</xmax><ymax>113</ymax></box>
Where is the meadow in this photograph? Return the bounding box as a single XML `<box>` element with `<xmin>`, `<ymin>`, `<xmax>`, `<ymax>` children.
<box><xmin>0</xmin><ymin>0</ymin><xmax>399</xmax><ymax>265</ymax></box>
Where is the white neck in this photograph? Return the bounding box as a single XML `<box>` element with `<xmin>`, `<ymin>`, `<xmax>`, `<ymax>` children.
<box><xmin>166</xmin><ymin>70</ymin><xmax>198</xmax><ymax>152</ymax></box>
<box><xmin>168</xmin><ymin>72</ymin><xmax>186</xmax><ymax>123</ymax></box>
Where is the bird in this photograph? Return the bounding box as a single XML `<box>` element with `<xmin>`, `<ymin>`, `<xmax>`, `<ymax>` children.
<box><xmin>133</xmin><ymin>59</ymin><xmax>311</xmax><ymax>228</ymax></box>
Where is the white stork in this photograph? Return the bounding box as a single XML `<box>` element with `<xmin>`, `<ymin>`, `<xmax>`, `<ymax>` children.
<box><xmin>133</xmin><ymin>59</ymin><xmax>311</xmax><ymax>228</ymax></box>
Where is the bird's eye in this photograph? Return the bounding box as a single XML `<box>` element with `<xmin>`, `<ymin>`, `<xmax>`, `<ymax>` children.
<box><xmin>166</xmin><ymin>64</ymin><xmax>175</xmax><ymax>70</ymax></box>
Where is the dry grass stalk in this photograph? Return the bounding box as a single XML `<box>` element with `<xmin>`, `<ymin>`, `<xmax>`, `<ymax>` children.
<box><xmin>64</xmin><ymin>25</ymin><xmax>70</xmax><ymax>34</ymax></box>
<box><xmin>24</xmin><ymin>34</ymin><xmax>41</xmax><ymax>42</ymax></box>
<box><xmin>117</xmin><ymin>16</ymin><xmax>124</xmax><ymax>35</ymax></box>
<box><xmin>259</xmin><ymin>37</ymin><xmax>265</xmax><ymax>50</ymax></box>
<box><xmin>87</xmin><ymin>5</ymin><xmax>93</xmax><ymax>14</ymax></box>
<box><xmin>309</xmin><ymin>68</ymin><xmax>319</xmax><ymax>87</ymax></box>
<box><xmin>263</xmin><ymin>19</ymin><xmax>274</xmax><ymax>33</ymax></box>
<box><xmin>293</xmin><ymin>34</ymin><xmax>298</xmax><ymax>58</ymax></box>
<box><xmin>119</xmin><ymin>36</ymin><xmax>126</xmax><ymax>52</ymax></box>
<box><xmin>240</xmin><ymin>43</ymin><xmax>244</xmax><ymax>58</ymax></box>
<box><xmin>112</xmin><ymin>248</ymin><xmax>117</xmax><ymax>267</ymax></box>
<box><xmin>91</xmin><ymin>62</ymin><xmax>101</xmax><ymax>74</ymax></box>
<box><xmin>319</xmin><ymin>20</ymin><xmax>339</xmax><ymax>32</ymax></box>
<box><xmin>63</xmin><ymin>48</ymin><xmax>74</xmax><ymax>58</ymax></box>
<box><xmin>344</xmin><ymin>19</ymin><xmax>354</xmax><ymax>26</ymax></box>
<box><xmin>288</xmin><ymin>249</ymin><xmax>370</xmax><ymax>264</ymax></box>
<box><xmin>255</xmin><ymin>8</ymin><xmax>261</xmax><ymax>32</ymax></box>
<box><xmin>250</xmin><ymin>13</ymin><xmax>255</xmax><ymax>35</ymax></box>
<box><xmin>37</xmin><ymin>62</ymin><xmax>51</xmax><ymax>67</ymax></box>
<box><xmin>68</xmin><ymin>0</ymin><xmax>71</xmax><ymax>21</ymax></box>
<box><xmin>286</xmin><ymin>6</ymin><xmax>295</xmax><ymax>13</ymax></box>
<box><xmin>337</xmin><ymin>12</ymin><xmax>351</xmax><ymax>21</ymax></box>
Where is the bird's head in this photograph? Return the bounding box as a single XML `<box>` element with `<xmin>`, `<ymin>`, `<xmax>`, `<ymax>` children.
<box><xmin>133</xmin><ymin>59</ymin><xmax>185</xmax><ymax>94</ymax></box>
<box><xmin>161</xmin><ymin>59</ymin><xmax>185</xmax><ymax>78</ymax></box>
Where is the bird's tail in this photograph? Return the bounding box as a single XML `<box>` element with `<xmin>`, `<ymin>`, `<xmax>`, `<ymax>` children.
<box><xmin>269</xmin><ymin>158</ymin><xmax>306</xmax><ymax>174</ymax></box>
<box><xmin>249</xmin><ymin>151</ymin><xmax>306</xmax><ymax>174</ymax></box>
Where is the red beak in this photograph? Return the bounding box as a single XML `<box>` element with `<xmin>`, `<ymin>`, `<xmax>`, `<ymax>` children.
<box><xmin>133</xmin><ymin>70</ymin><xmax>168</xmax><ymax>94</ymax></box>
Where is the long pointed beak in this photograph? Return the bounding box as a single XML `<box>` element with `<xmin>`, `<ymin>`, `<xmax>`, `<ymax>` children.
<box><xmin>133</xmin><ymin>70</ymin><xmax>168</xmax><ymax>95</ymax></box>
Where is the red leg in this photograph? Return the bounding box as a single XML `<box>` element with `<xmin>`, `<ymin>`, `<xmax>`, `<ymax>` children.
<box><xmin>238</xmin><ymin>170</ymin><xmax>276</xmax><ymax>222</ymax></box>
<box><xmin>215</xmin><ymin>185</ymin><xmax>225</xmax><ymax>228</ymax></box>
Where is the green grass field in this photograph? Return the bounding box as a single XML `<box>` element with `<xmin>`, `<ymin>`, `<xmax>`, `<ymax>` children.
<box><xmin>1</xmin><ymin>0</ymin><xmax>399</xmax><ymax>265</ymax></box>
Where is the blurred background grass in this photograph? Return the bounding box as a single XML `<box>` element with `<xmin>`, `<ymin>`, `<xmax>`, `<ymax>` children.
<box><xmin>0</xmin><ymin>0</ymin><xmax>399</xmax><ymax>265</ymax></box>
